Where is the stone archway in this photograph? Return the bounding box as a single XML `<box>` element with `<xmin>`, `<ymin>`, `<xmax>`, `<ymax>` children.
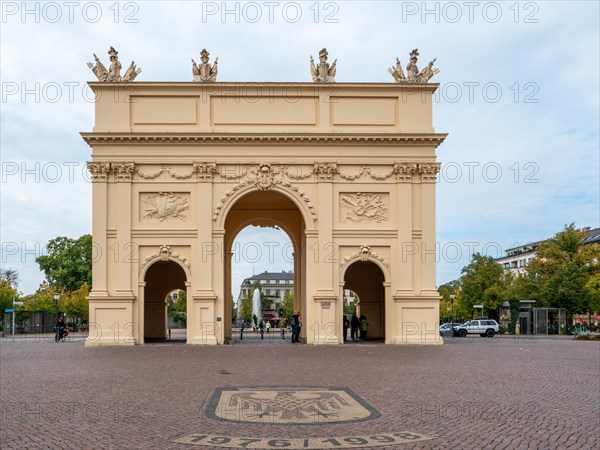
<box><xmin>143</xmin><ymin>261</ymin><xmax>187</xmax><ymax>341</ymax></box>
<box><xmin>223</xmin><ymin>190</ymin><xmax>306</xmax><ymax>343</ymax></box>
<box><xmin>84</xmin><ymin>81</ymin><xmax>445</xmax><ymax>346</ymax></box>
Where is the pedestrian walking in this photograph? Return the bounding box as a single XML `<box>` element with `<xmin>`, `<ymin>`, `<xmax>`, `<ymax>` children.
<box><xmin>350</xmin><ymin>313</ymin><xmax>359</xmax><ymax>341</ymax></box>
<box><xmin>343</xmin><ymin>315</ymin><xmax>350</xmax><ymax>342</ymax></box>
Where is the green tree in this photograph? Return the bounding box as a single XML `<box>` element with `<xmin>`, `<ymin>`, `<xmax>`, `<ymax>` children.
<box><xmin>459</xmin><ymin>253</ymin><xmax>512</xmax><ymax>320</ymax></box>
<box><xmin>281</xmin><ymin>292</ymin><xmax>295</xmax><ymax>321</ymax></box>
<box><xmin>343</xmin><ymin>296</ymin><xmax>358</xmax><ymax>316</ymax></box>
<box><xmin>26</xmin><ymin>283</ymin><xmax>58</xmax><ymax>314</ymax></box>
<box><xmin>36</xmin><ymin>235</ymin><xmax>92</xmax><ymax>291</ymax></box>
<box><xmin>167</xmin><ymin>290</ymin><xmax>187</xmax><ymax>324</ymax></box>
<box><xmin>0</xmin><ymin>269</ymin><xmax>19</xmax><ymax>314</ymax></box>
<box><xmin>586</xmin><ymin>273</ymin><xmax>600</xmax><ymax>313</ymax></box>
<box><xmin>525</xmin><ymin>224</ymin><xmax>599</xmax><ymax>316</ymax></box>
<box><xmin>63</xmin><ymin>283</ymin><xmax>90</xmax><ymax>323</ymax></box>
<box><xmin>438</xmin><ymin>280</ymin><xmax>460</xmax><ymax>321</ymax></box>
<box><xmin>239</xmin><ymin>295</ymin><xmax>252</xmax><ymax>322</ymax></box>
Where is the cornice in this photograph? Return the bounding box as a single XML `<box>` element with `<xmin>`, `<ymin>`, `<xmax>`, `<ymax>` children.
<box><xmin>80</xmin><ymin>132</ymin><xmax>448</xmax><ymax>147</ymax></box>
<box><xmin>87</xmin><ymin>81</ymin><xmax>440</xmax><ymax>90</ymax></box>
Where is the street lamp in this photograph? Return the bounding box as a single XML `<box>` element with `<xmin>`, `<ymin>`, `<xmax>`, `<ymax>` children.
<box><xmin>53</xmin><ymin>293</ymin><xmax>60</xmax><ymax>321</ymax></box>
<box><xmin>450</xmin><ymin>293</ymin><xmax>455</xmax><ymax>325</ymax></box>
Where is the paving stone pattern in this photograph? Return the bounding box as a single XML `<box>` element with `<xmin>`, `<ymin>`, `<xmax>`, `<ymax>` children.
<box><xmin>1</xmin><ymin>336</ymin><xmax>598</xmax><ymax>449</ymax></box>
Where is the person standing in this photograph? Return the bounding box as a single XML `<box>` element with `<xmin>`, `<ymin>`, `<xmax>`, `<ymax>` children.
<box><xmin>266</xmin><ymin>321</ymin><xmax>271</xmax><ymax>333</ymax></box>
<box><xmin>291</xmin><ymin>311</ymin><xmax>302</xmax><ymax>343</ymax></box>
<box><xmin>343</xmin><ymin>315</ymin><xmax>350</xmax><ymax>342</ymax></box>
<box><xmin>350</xmin><ymin>313</ymin><xmax>360</xmax><ymax>342</ymax></box>
<box><xmin>359</xmin><ymin>315</ymin><xmax>368</xmax><ymax>340</ymax></box>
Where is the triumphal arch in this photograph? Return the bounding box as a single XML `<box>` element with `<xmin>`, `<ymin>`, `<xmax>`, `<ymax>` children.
<box><xmin>83</xmin><ymin>47</ymin><xmax>446</xmax><ymax>346</ymax></box>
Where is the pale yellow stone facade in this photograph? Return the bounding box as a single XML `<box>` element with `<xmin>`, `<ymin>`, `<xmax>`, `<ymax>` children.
<box><xmin>82</xmin><ymin>82</ymin><xmax>446</xmax><ymax>346</ymax></box>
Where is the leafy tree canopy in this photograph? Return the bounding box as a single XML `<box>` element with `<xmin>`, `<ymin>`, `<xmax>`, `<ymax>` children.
<box><xmin>36</xmin><ymin>235</ymin><xmax>92</xmax><ymax>292</ymax></box>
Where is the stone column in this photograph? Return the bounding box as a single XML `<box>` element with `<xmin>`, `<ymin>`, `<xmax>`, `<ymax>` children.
<box><xmin>191</xmin><ymin>163</ymin><xmax>219</xmax><ymax>345</ymax></box>
<box><xmin>87</xmin><ymin>162</ymin><xmax>110</xmax><ymax>297</ymax></box>
<box><xmin>112</xmin><ymin>162</ymin><xmax>135</xmax><ymax>297</ymax></box>
<box><xmin>312</xmin><ymin>164</ymin><xmax>339</xmax><ymax>344</ymax></box>
<box><xmin>419</xmin><ymin>163</ymin><xmax>441</xmax><ymax>296</ymax></box>
<box><xmin>395</xmin><ymin>163</ymin><xmax>417</xmax><ymax>296</ymax></box>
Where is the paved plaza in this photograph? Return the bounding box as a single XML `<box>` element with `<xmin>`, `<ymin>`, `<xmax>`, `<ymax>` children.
<box><xmin>1</xmin><ymin>336</ymin><xmax>599</xmax><ymax>449</ymax></box>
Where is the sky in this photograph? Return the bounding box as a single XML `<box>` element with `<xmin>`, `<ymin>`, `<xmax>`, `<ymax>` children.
<box><xmin>1</xmin><ymin>0</ymin><xmax>599</xmax><ymax>299</ymax></box>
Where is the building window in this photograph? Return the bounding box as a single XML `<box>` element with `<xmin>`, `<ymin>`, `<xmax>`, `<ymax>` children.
<box><xmin>260</xmin><ymin>280</ymin><xmax>266</xmax><ymax>284</ymax></box>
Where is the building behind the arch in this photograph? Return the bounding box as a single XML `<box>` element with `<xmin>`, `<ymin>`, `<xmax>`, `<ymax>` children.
<box><xmin>83</xmin><ymin>81</ymin><xmax>446</xmax><ymax>346</ymax></box>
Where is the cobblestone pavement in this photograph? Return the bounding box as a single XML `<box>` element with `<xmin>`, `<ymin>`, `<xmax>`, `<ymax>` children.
<box><xmin>1</xmin><ymin>336</ymin><xmax>598</xmax><ymax>449</ymax></box>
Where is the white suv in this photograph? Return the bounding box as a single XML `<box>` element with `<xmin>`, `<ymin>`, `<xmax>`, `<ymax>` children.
<box><xmin>453</xmin><ymin>320</ymin><xmax>499</xmax><ymax>338</ymax></box>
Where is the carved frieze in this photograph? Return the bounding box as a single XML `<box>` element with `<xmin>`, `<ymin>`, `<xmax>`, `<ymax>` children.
<box><xmin>340</xmin><ymin>193</ymin><xmax>389</xmax><ymax>223</ymax></box>
<box><xmin>140</xmin><ymin>192</ymin><xmax>190</xmax><ymax>222</ymax></box>
<box><xmin>87</xmin><ymin>161</ymin><xmax>439</xmax><ymax>184</ymax></box>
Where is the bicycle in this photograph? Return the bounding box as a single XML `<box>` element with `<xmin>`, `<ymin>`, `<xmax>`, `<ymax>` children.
<box><xmin>55</xmin><ymin>327</ymin><xmax>67</xmax><ymax>342</ymax></box>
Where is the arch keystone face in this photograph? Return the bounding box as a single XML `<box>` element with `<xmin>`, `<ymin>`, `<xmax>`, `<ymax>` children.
<box><xmin>83</xmin><ymin>82</ymin><xmax>446</xmax><ymax>346</ymax></box>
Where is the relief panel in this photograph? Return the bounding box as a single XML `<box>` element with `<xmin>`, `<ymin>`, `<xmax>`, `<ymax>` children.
<box><xmin>339</xmin><ymin>192</ymin><xmax>389</xmax><ymax>223</ymax></box>
<box><xmin>139</xmin><ymin>192</ymin><xmax>190</xmax><ymax>222</ymax></box>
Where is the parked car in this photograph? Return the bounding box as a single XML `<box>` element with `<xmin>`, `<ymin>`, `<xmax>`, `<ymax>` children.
<box><xmin>453</xmin><ymin>320</ymin><xmax>499</xmax><ymax>337</ymax></box>
<box><xmin>440</xmin><ymin>323</ymin><xmax>462</xmax><ymax>336</ymax></box>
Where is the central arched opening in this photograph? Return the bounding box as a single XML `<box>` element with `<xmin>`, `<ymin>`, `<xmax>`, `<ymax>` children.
<box><xmin>223</xmin><ymin>190</ymin><xmax>306</xmax><ymax>344</ymax></box>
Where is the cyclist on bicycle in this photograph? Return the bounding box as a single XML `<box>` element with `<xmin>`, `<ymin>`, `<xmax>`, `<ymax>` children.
<box><xmin>55</xmin><ymin>318</ymin><xmax>67</xmax><ymax>340</ymax></box>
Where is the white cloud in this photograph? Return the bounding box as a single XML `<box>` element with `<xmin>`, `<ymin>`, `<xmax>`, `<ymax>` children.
<box><xmin>1</xmin><ymin>0</ymin><xmax>598</xmax><ymax>294</ymax></box>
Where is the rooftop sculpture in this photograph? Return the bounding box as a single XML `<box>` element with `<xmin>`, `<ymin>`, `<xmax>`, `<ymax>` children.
<box><xmin>192</xmin><ymin>49</ymin><xmax>218</xmax><ymax>82</ymax></box>
<box><xmin>310</xmin><ymin>48</ymin><xmax>336</xmax><ymax>83</ymax></box>
<box><xmin>87</xmin><ymin>46</ymin><xmax>141</xmax><ymax>82</ymax></box>
<box><xmin>389</xmin><ymin>49</ymin><xmax>439</xmax><ymax>83</ymax></box>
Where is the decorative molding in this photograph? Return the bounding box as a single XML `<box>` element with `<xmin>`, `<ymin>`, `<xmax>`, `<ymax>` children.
<box><xmin>418</xmin><ymin>162</ymin><xmax>441</xmax><ymax>182</ymax></box>
<box><xmin>340</xmin><ymin>193</ymin><xmax>388</xmax><ymax>223</ymax></box>
<box><xmin>395</xmin><ymin>162</ymin><xmax>418</xmax><ymax>182</ymax></box>
<box><xmin>140</xmin><ymin>245</ymin><xmax>190</xmax><ymax>270</ymax></box>
<box><xmin>212</xmin><ymin>179</ymin><xmax>317</xmax><ymax>223</ymax></box>
<box><xmin>193</xmin><ymin>162</ymin><xmax>218</xmax><ymax>181</ymax></box>
<box><xmin>341</xmin><ymin>245</ymin><xmax>389</xmax><ymax>268</ymax></box>
<box><xmin>314</xmin><ymin>162</ymin><xmax>338</xmax><ymax>181</ymax></box>
<box><xmin>86</xmin><ymin>162</ymin><xmax>110</xmax><ymax>181</ymax></box>
<box><xmin>87</xmin><ymin>161</ymin><xmax>441</xmax><ymax>184</ymax></box>
<box><xmin>253</xmin><ymin>163</ymin><xmax>275</xmax><ymax>190</ymax></box>
<box><xmin>111</xmin><ymin>162</ymin><xmax>135</xmax><ymax>181</ymax></box>
<box><xmin>81</xmin><ymin>133</ymin><xmax>448</xmax><ymax>147</ymax></box>
<box><xmin>140</xmin><ymin>192</ymin><xmax>189</xmax><ymax>222</ymax></box>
